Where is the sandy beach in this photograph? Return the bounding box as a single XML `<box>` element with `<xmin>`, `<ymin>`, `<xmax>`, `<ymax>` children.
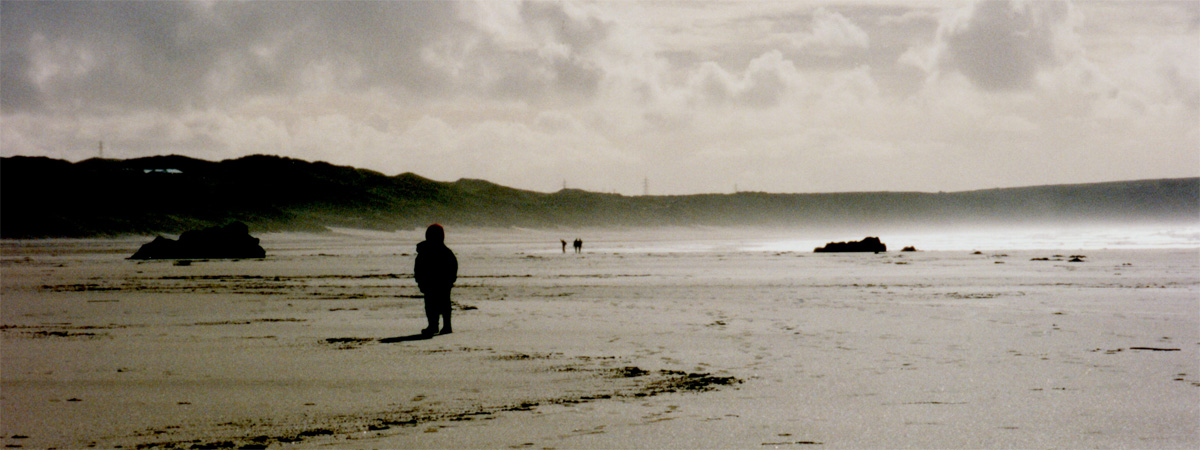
<box><xmin>2</xmin><ymin>229</ymin><xmax>1197</xmax><ymax>449</ymax></box>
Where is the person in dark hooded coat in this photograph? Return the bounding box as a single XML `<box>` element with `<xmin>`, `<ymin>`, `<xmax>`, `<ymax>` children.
<box><xmin>414</xmin><ymin>224</ymin><xmax>458</xmax><ymax>335</ymax></box>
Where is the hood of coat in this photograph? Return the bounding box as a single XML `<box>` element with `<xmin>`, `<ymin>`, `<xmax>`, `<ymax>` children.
<box><xmin>425</xmin><ymin>224</ymin><xmax>444</xmax><ymax>243</ymax></box>
<box><xmin>416</xmin><ymin>240</ymin><xmax>437</xmax><ymax>254</ymax></box>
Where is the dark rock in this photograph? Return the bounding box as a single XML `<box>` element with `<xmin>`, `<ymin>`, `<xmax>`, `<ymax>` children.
<box><xmin>814</xmin><ymin>237</ymin><xmax>886</xmax><ymax>253</ymax></box>
<box><xmin>901</xmin><ymin>246</ymin><xmax>917</xmax><ymax>252</ymax></box>
<box><xmin>613</xmin><ymin>366</ymin><xmax>650</xmax><ymax>378</ymax></box>
<box><xmin>130</xmin><ymin>222</ymin><xmax>265</xmax><ymax>260</ymax></box>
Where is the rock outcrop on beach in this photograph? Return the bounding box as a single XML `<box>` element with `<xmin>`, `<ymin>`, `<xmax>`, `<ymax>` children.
<box><xmin>130</xmin><ymin>222</ymin><xmax>265</xmax><ymax>260</ymax></box>
<box><xmin>814</xmin><ymin>237</ymin><xmax>887</xmax><ymax>253</ymax></box>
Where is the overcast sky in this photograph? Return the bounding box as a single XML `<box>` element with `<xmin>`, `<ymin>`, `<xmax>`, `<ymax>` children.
<box><xmin>2</xmin><ymin>0</ymin><xmax>1197</xmax><ymax>194</ymax></box>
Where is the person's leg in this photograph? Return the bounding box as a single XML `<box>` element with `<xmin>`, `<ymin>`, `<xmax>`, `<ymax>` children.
<box><xmin>440</xmin><ymin>309</ymin><xmax>452</xmax><ymax>334</ymax></box>
<box><xmin>439</xmin><ymin>292</ymin><xmax>453</xmax><ymax>334</ymax></box>
<box><xmin>422</xmin><ymin>295</ymin><xmax>439</xmax><ymax>335</ymax></box>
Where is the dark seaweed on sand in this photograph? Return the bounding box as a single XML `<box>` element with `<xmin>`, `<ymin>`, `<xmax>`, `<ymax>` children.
<box><xmin>132</xmin><ymin>366</ymin><xmax>741</xmax><ymax>449</ymax></box>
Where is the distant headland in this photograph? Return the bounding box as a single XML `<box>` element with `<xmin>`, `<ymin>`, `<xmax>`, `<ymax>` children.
<box><xmin>2</xmin><ymin>155</ymin><xmax>1197</xmax><ymax>238</ymax></box>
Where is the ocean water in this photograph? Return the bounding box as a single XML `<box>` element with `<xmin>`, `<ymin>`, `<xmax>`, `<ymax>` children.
<box><xmin>321</xmin><ymin>223</ymin><xmax>1200</xmax><ymax>255</ymax></box>
<box><xmin>4</xmin><ymin>224</ymin><xmax>1193</xmax><ymax>265</ymax></box>
<box><xmin>744</xmin><ymin>225</ymin><xmax>1200</xmax><ymax>253</ymax></box>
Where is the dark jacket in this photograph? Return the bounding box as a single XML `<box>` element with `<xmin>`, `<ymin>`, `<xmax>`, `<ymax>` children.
<box><xmin>414</xmin><ymin>240</ymin><xmax>457</xmax><ymax>293</ymax></box>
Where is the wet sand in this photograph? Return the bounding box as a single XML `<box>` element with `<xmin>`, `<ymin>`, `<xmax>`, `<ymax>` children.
<box><xmin>2</xmin><ymin>231</ymin><xmax>1197</xmax><ymax>449</ymax></box>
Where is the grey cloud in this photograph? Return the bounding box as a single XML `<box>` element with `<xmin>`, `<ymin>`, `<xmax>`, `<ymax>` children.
<box><xmin>276</xmin><ymin>1</ymin><xmax>458</xmax><ymax>93</ymax></box>
<box><xmin>935</xmin><ymin>0</ymin><xmax>1076</xmax><ymax>91</ymax></box>
<box><xmin>0</xmin><ymin>46</ymin><xmax>38</xmax><ymax>111</ymax></box>
<box><xmin>519</xmin><ymin>1</ymin><xmax>611</xmax><ymax>53</ymax></box>
<box><xmin>0</xmin><ymin>1</ymin><xmax>459</xmax><ymax>114</ymax></box>
<box><xmin>691</xmin><ymin>62</ymin><xmax>737</xmax><ymax>105</ymax></box>
<box><xmin>478</xmin><ymin>44</ymin><xmax>604</xmax><ymax>102</ymax></box>
<box><xmin>3</xmin><ymin>1</ymin><xmax>259</xmax><ymax>112</ymax></box>
<box><xmin>478</xmin><ymin>1</ymin><xmax>612</xmax><ymax>101</ymax></box>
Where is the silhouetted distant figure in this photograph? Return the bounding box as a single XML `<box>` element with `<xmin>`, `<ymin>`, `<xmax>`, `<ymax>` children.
<box><xmin>573</xmin><ymin>238</ymin><xmax>582</xmax><ymax>253</ymax></box>
<box><xmin>414</xmin><ymin>224</ymin><xmax>458</xmax><ymax>335</ymax></box>
<box><xmin>561</xmin><ymin>239</ymin><xmax>567</xmax><ymax>253</ymax></box>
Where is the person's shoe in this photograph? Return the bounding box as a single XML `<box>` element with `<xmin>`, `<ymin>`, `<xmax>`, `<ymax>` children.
<box><xmin>421</xmin><ymin>327</ymin><xmax>438</xmax><ymax>336</ymax></box>
<box><xmin>438</xmin><ymin>327</ymin><xmax>453</xmax><ymax>335</ymax></box>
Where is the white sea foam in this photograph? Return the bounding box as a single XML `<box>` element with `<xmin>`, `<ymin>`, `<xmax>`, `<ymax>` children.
<box><xmin>747</xmin><ymin>225</ymin><xmax>1200</xmax><ymax>253</ymax></box>
<box><xmin>415</xmin><ymin>224</ymin><xmax>1200</xmax><ymax>254</ymax></box>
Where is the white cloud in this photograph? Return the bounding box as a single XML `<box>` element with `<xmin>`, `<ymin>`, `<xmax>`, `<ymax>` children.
<box><xmin>1118</xmin><ymin>36</ymin><xmax>1200</xmax><ymax>111</ymax></box>
<box><xmin>399</xmin><ymin>116</ymin><xmax>457</xmax><ymax>156</ymax></box>
<box><xmin>685</xmin><ymin>50</ymin><xmax>802</xmax><ymax>108</ymax></box>
<box><xmin>788</xmin><ymin>8</ymin><xmax>871</xmax><ymax>54</ymax></box>
<box><xmin>741</xmin><ymin>51</ymin><xmax>801</xmax><ymax>107</ymax></box>
<box><xmin>533</xmin><ymin>110</ymin><xmax>586</xmax><ymax>134</ymax></box>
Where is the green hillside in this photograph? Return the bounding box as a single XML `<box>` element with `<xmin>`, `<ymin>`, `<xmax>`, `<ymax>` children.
<box><xmin>2</xmin><ymin>155</ymin><xmax>1196</xmax><ymax>238</ymax></box>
